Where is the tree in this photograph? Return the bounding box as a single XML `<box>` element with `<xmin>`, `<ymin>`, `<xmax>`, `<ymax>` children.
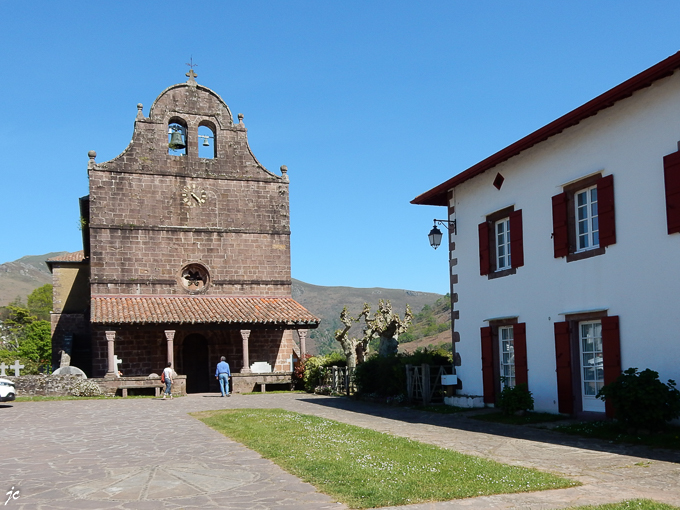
<box><xmin>27</xmin><ymin>284</ymin><xmax>53</xmax><ymax>321</ymax></box>
<box><xmin>364</xmin><ymin>300</ymin><xmax>413</xmax><ymax>357</ymax></box>
<box><xmin>18</xmin><ymin>320</ymin><xmax>52</xmax><ymax>362</ymax></box>
<box><xmin>335</xmin><ymin>300</ymin><xmax>414</xmax><ymax>365</ymax></box>
<box><xmin>0</xmin><ymin>305</ymin><xmax>51</xmax><ymax>364</ymax></box>
<box><xmin>334</xmin><ymin>304</ymin><xmax>371</xmax><ymax>369</ymax></box>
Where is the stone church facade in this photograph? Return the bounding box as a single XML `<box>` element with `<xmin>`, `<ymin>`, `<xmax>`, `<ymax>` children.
<box><xmin>49</xmin><ymin>71</ymin><xmax>318</xmax><ymax>393</ymax></box>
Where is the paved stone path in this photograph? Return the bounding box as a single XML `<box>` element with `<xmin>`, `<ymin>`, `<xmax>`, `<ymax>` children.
<box><xmin>2</xmin><ymin>393</ymin><xmax>680</xmax><ymax>509</ymax></box>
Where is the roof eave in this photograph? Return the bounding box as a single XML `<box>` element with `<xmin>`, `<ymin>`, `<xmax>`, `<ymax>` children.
<box><xmin>411</xmin><ymin>50</ymin><xmax>680</xmax><ymax>206</ymax></box>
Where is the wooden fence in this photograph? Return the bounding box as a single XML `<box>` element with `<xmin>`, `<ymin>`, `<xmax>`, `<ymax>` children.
<box><xmin>405</xmin><ymin>364</ymin><xmax>454</xmax><ymax>405</ymax></box>
<box><xmin>321</xmin><ymin>366</ymin><xmax>356</xmax><ymax>395</ymax></box>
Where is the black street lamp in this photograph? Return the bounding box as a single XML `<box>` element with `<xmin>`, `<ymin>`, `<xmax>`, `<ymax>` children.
<box><xmin>428</xmin><ymin>219</ymin><xmax>456</xmax><ymax>249</ymax></box>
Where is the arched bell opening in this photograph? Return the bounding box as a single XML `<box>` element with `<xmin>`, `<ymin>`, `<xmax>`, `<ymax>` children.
<box><xmin>198</xmin><ymin>121</ymin><xmax>216</xmax><ymax>159</ymax></box>
<box><xmin>168</xmin><ymin>118</ymin><xmax>188</xmax><ymax>156</ymax></box>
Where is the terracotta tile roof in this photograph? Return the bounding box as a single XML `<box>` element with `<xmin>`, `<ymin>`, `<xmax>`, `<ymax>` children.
<box><xmin>91</xmin><ymin>295</ymin><xmax>320</xmax><ymax>327</ymax></box>
<box><xmin>47</xmin><ymin>251</ymin><xmax>86</xmax><ymax>262</ymax></box>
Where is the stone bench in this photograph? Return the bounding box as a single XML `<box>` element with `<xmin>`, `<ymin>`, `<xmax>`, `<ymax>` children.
<box><xmin>119</xmin><ymin>384</ymin><xmax>164</xmax><ymax>398</ymax></box>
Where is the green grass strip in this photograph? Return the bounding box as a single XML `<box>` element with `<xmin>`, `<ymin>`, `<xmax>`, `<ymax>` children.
<box><xmin>195</xmin><ymin>408</ymin><xmax>577</xmax><ymax>508</ymax></box>
<box><xmin>568</xmin><ymin>499</ymin><xmax>680</xmax><ymax>510</ymax></box>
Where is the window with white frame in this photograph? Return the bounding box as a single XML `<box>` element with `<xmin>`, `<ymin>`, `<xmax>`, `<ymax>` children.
<box><xmin>575</xmin><ymin>185</ymin><xmax>599</xmax><ymax>252</ymax></box>
<box><xmin>579</xmin><ymin>320</ymin><xmax>605</xmax><ymax>412</ymax></box>
<box><xmin>499</xmin><ymin>325</ymin><xmax>515</xmax><ymax>388</ymax></box>
<box><xmin>495</xmin><ymin>218</ymin><xmax>511</xmax><ymax>270</ymax></box>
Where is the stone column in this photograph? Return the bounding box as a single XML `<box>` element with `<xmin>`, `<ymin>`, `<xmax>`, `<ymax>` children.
<box><xmin>240</xmin><ymin>329</ymin><xmax>251</xmax><ymax>373</ymax></box>
<box><xmin>298</xmin><ymin>329</ymin><xmax>308</xmax><ymax>357</ymax></box>
<box><xmin>105</xmin><ymin>330</ymin><xmax>116</xmax><ymax>377</ymax></box>
<box><xmin>165</xmin><ymin>330</ymin><xmax>176</xmax><ymax>367</ymax></box>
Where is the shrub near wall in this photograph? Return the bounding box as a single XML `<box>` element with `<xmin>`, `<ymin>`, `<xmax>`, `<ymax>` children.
<box><xmin>355</xmin><ymin>348</ymin><xmax>452</xmax><ymax>398</ymax></box>
<box><xmin>303</xmin><ymin>353</ymin><xmax>346</xmax><ymax>393</ymax></box>
<box><xmin>0</xmin><ymin>352</ymin><xmax>44</xmax><ymax>375</ymax></box>
<box><xmin>598</xmin><ymin>367</ymin><xmax>680</xmax><ymax>431</ymax></box>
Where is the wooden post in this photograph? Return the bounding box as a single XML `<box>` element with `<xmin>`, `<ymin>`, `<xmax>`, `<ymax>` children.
<box><xmin>406</xmin><ymin>364</ymin><xmax>413</xmax><ymax>403</ymax></box>
<box><xmin>422</xmin><ymin>364</ymin><xmax>431</xmax><ymax>405</ymax></box>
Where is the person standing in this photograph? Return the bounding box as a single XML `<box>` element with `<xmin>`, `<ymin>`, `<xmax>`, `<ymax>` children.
<box><xmin>215</xmin><ymin>356</ymin><xmax>231</xmax><ymax>397</ymax></box>
<box><xmin>162</xmin><ymin>362</ymin><xmax>173</xmax><ymax>399</ymax></box>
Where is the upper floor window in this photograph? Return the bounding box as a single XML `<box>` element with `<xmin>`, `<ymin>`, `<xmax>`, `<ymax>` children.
<box><xmin>495</xmin><ymin>218</ymin><xmax>511</xmax><ymax>270</ymax></box>
<box><xmin>552</xmin><ymin>173</ymin><xmax>615</xmax><ymax>262</ymax></box>
<box><xmin>575</xmin><ymin>185</ymin><xmax>599</xmax><ymax>252</ymax></box>
<box><xmin>479</xmin><ymin>206</ymin><xmax>523</xmax><ymax>278</ymax></box>
<box><xmin>662</xmin><ymin>148</ymin><xmax>680</xmax><ymax>234</ymax></box>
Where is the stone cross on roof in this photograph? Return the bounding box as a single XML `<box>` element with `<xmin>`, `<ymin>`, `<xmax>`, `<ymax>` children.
<box><xmin>186</xmin><ymin>58</ymin><xmax>198</xmax><ymax>85</ymax></box>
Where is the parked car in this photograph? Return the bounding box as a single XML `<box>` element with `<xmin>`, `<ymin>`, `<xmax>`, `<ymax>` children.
<box><xmin>0</xmin><ymin>378</ymin><xmax>16</xmax><ymax>402</ymax></box>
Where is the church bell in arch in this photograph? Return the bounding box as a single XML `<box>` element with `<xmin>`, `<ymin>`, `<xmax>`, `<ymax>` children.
<box><xmin>168</xmin><ymin>127</ymin><xmax>186</xmax><ymax>150</ymax></box>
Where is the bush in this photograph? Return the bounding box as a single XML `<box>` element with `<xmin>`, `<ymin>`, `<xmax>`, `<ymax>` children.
<box><xmin>496</xmin><ymin>383</ymin><xmax>534</xmax><ymax>415</ymax></box>
<box><xmin>303</xmin><ymin>353</ymin><xmax>346</xmax><ymax>393</ymax></box>
<box><xmin>0</xmin><ymin>351</ymin><xmax>45</xmax><ymax>375</ymax></box>
<box><xmin>597</xmin><ymin>367</ymin><xmax>680</xmax><ymax>431</ymax></box>
<box><xmin>70</xmin><ymin>379</ymin><xmax>103</xmax><ymax>397</ymax></box>
<box><xmin>354</xmin><ymin>348</ymin><xmax>453</xmax><ymax>398</ymax></box>
<box><xmin>16</xmin><ymin>320</ymin><xmax>51</xmax><ymax>363</ymax></box>
<box><xmin>292</xmin><ymin>354</ymin><xmax>311</xmax><ymax>390</ymax></box>
<box><xmin>354</xmin><ymin>355</ymin><xmax>404</xmax><ymax>397</ymax></box>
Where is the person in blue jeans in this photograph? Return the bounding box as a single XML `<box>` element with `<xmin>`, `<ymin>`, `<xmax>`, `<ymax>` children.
<box><xmin>215</xmin><ymin>356</ymin><xmax>231</xmax><ymax>397</ymax></box>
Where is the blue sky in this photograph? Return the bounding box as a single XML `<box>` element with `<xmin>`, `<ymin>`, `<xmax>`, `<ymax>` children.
<box><xmin>1</xmin><ymin>1</ymin><xmax>679</xmax><ymax>294</ymax></box>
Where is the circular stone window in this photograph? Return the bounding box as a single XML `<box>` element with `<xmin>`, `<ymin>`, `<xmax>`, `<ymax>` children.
<box><xmin>178</xmin><ymin>263</ymin><xmax>210</xmax><ymax>294</ymax></box>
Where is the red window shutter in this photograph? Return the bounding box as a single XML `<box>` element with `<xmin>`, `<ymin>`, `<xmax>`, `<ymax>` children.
<box><xmin>554</xmin><ymin>321</ymin><xmax>573</xmax><ymax>415</ymax></box>
<box><xmin>663</xmin><ymin>151</ymin><xmax>680</xmax><ymax>234</ymax></box>
<box><xmin>509</xmin><ymin>209</ymin><xmax>524</xmax><ymax>268</ymax></box>
<box><xmin>552</xmin><ymin>193</ymin><xmax>569</xmax><ymax>258</ymax></box>
<box><xmin>601</xmin><ymin>315</ymin><xmax>621</xmax><ymax>419</ymax></box>
<box><xmin>478</xmin><ymin>221</ymin><xmax>491</xmax><ymax>275</ymax></box>
<box><xmin>597</xmin><ymin>174</ymin><xmax>616</xmax><ymax>247</ymax></box>
<box><xmin>481</xmin><ymin>326</ymin><xmax>495</xmax><ymax>404</ymax></box>
<box><xmin>513</xmin><ymin>322</ymin><xmax>528</xmax><ymax>387</ymax></box>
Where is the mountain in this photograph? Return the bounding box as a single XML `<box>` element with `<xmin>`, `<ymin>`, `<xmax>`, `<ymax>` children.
<box><xmin>291</xmin><ymin>279</ymin><xmax>448</xmax><ymax>355</ymax></box>
<box><xmin>0</xmin><ymin>252</ymin><xmax>65</xmax><ymax>306</ymax></box>
<box><xmin>0</xmin><ymin>253</ymin><xmax>450</xmax><ymax>355</ymax></box>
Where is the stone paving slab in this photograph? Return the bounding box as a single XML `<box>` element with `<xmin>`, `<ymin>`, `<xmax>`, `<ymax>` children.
<box><xmin>2</xmin><ymin>393</ymin><xmax>680</xmax><ymax>509</ymax></box>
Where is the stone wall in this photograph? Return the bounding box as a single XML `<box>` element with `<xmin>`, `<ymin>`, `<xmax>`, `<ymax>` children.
<box><xmin>8</xmin><ymin>375</ymin><xmax>89</xmax><ymax>396</ymax></box>
<box><xmin>87</xmin><ymin>80</ymin><xmax>292</xmax><ymax>299</ymax></box>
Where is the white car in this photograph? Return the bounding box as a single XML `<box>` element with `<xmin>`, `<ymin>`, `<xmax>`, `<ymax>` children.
<box><xmin>0</xmin><ymin>378</ymin><xmax>16</xmax><ymax>402</ymax></box>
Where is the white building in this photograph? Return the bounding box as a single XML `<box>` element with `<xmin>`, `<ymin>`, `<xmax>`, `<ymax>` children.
<box><xmin>412</xmin><ymin>52</ymin><xmax>680</xmax><ymax>417</ymax></box>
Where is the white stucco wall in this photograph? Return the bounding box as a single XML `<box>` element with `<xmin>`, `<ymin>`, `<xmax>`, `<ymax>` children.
<box><xmin>449</xmin><ymin>69</ymin><xmax>680</xmax><ymax>413</ymax></box>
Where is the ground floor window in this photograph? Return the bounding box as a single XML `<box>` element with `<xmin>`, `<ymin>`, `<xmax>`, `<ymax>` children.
<box><xmin>481</xmin><ymin>321</ymin><xmax>526</xmax><ymax>404</ymax></box>
<box><xmin>499</xmin><ymin>325</ymin><xmax>515</xmax><ymax>388</ymax></box>
<box><xmin>579</xmin><ymin>320</ymin><xmax>604</xmax><ymax>412</ymax></box>
<box><xmin>554</xmin><ymin>314</ymin><xmax>619</xmax><ymax>416</ymax></box>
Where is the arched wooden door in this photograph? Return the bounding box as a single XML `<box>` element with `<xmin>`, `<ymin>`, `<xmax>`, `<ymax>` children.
<box><xmin>182</xmin><ymin>334</ymin><xmax>210</xmax><ymax>393</ymax></box>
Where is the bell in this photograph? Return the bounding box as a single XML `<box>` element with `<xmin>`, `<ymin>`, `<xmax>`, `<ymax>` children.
<box><xmin>202</xmin><ymin>137</ymin><xmax>210</xmax><ymax>147</ymax></box>
<box><xmin>169</xmin><ymin>131</ymin><xmax>186</xmax><ymax>150</ymax></box>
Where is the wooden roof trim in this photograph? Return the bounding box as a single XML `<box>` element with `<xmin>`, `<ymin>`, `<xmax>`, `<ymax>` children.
<box><xmin>412</xmin><ymin>51</ymin><xmax>680</xmax><ymax>206</ymax></box>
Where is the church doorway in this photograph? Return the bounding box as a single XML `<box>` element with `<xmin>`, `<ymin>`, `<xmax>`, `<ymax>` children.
<box><xmin>182</xmin><ymin>334</ymin><xmax>210</xmax><ymax>393</ymax></box>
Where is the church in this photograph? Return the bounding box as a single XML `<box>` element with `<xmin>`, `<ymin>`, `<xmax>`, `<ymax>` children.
<box><xmin>48</xmin><ymin>70</ymin><xmax>319</xmax><ymax>394</ymax></box>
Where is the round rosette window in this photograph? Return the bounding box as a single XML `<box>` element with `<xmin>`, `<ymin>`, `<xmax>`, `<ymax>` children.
<box><xmin>178</xmin><ymin>263</ymin><xmax>210</xmax><ymax>293</ymax></box>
